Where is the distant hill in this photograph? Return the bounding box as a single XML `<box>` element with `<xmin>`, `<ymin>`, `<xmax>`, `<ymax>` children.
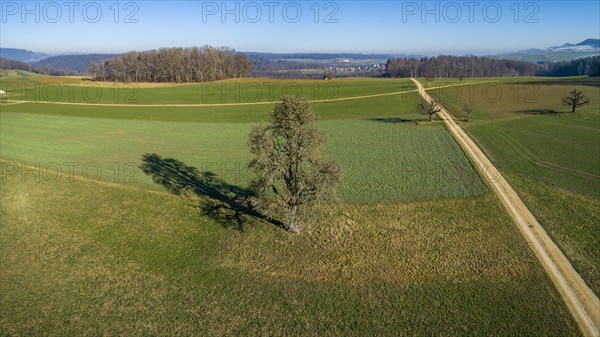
<box><xmin>579</xmin><ymin>39</ymin><xmax>600</xmax><ymax>48</ymax></box>
<box><xmin>0</xmin><ymin>48</ymin><xmax>49</xmax><ymax>63</ymax></box>
<box><xmin>31</xmin><ymin>54</ymin><xmax>117</xmax><ymax>74</ymax></box>
<box><xmin>492</xmin><ymin>39</ymin><xmax>600</xmax><ymax>64</ymax></box>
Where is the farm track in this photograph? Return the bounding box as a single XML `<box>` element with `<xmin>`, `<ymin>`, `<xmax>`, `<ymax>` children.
<box><xmin>2</xmin><ymin>82</ymin><xmax>491</xmax><ymax>107</ymax></box>
<box><xmin>411</xmin><ymin>78</ymin><xmax>600</xmax><ymax>337</ymax></box>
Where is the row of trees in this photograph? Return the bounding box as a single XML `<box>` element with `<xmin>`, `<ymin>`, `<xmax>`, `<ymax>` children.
<box><xmin>89</xmin><ymin>47</ymin><xmax>253</xmax><ymax>83</ymax></box>
<box><xmin>385</xmin><ymin>55</ymin><xmax>538</xmax><ymax>78</ymax></box>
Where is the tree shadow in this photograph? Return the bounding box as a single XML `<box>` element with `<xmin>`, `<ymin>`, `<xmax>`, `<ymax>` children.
<box><xmin>519</xmin><ymin>78</ymin><xmax>600</xmax><ymax>88</ymax></box>
<box><xmin>514</xmin><ymin>109</ymin><xmax>559</xmax><ymax>115</ymax></box>
<box><xmin>366</xmin><ymin>117</ymin><xmax>429</xmax><ymax>124</ymax></box>
<box><xmin>139</xmin><ymin>153</ymin><xmax>285</xmax><ymax>232</ymax></box>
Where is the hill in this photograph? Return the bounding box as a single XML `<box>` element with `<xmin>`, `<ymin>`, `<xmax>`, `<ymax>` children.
<box><xmin>492</xmin><ymin>39</ymin><xmax>600</xmax><ymax>64</ymax></box>
<box><xmin>31</xmin><ymin>54</ymin><xmax>117</xmax><ymax>74</ymax></box>
<box><xmin>0</xmin><ymin>48</ymin><xmax>49</xmax><ymax>63</ymax></box>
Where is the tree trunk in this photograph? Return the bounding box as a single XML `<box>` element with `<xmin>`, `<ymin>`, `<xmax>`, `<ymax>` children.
<box><xmin>572</xmin><ymin>105</ymin><xmax>576</xmax><ymax>113</ymax></box>
<box><xmin>287</xmin><ymin>205</ymin><xmax>299</xmax><ymax>233</ymax></box>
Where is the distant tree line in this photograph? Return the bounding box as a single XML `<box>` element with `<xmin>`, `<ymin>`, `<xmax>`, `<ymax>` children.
<box><xmin>0</xmin><ymin>57</ymin><xmax>35</xmax><ymax>72</ymax></box>
<box><xmin>537</xmin><ymin>56</ymin><xmax>599</xmax><ymax>77</ymax></box>
<box><xmin>385</xmin><ymin>55</ymin><xmax>538</xmax><ymax>78</ymax></box>
<box><xmin>89</xmin><ymin>47</ymin><xmax>253</xmax><ymax>82</ymax></box>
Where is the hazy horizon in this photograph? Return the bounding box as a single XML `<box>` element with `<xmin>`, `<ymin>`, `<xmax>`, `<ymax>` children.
<box><xmin>1</xmin><ymin>1</ymin><xmax>598</xmax><ymax>55</ymax></box>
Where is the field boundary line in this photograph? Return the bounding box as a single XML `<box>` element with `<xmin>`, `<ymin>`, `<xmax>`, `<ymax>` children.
<box><xmin>2</xmin><ymin>81</ymin><xmax>488</xmax><ymax>107</ymax></box>
<box><xmin>412</xmin><ymin>78</ymin><xmax>600</xmax><ymax>337</ymax></box>
<box><xmin>0</xmin><ymin>101</ymin><xmax>25</xmax><ymax>106</ymax></box>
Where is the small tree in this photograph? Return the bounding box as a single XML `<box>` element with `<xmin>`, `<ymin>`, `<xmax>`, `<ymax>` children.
<box><xmin>463</xmin><ymin>102</ymin><xmax>473</xmax><ymax>122</ymax></box>
<box><xmin>323</xmin><ymin>69</ymin><xmax>334</xmax><ymax>80</ymax></box>
<box><xmin>417</xmin><ymin>98</ymin><xmax>442</xmax><ymax>122</ymax></box>
<box><xmin>248</xmin><ymin>96</ymin><xmax>342</xmax><ymax>233</ymax></box>
<box><xmin>561</xmin><ymin>88</ymin><xmax>591</xmax><ymax>113</ymax></box>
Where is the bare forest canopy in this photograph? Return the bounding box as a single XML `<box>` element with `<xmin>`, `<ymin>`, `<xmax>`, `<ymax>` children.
<box><xmin>385</xmin><ymin>55</ymin><xmax>599</xmax><ymax>78</ymax></box>
<box><xmin>88</xmin><ymin>47</ymin><xmax>253</xmax><ymax>83</ymax></box>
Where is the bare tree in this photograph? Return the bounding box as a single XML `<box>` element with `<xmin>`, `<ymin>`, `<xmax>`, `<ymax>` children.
<box><xmin>248</xmin><ymin>96</ymin><xmax>342</xmax><ymax>233</ymax></box>
<box><xmin>561</xmin><ymin>88</ymin><xmax>591</xmax><ymax>113</ymax></box>
<box><xmin>418</xmin><ymin>98</ymin><xmax>442</xmax><ymax>122</ymax></box>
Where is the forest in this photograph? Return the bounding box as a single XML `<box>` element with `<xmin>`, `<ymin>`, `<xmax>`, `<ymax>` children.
<box><xmin>537</xmin><ymin>56</ymin><xmax>599</xmax><ymax>77</ymax></box>
<box><xmin>385</xmin><ymin>55</ymin><xmax>599</xmax><ymax>78</ymax></box>
<box><xmin>88</xmin><ymin>47</ymin><xmax>253</xmax><ymax>83</ymax></box>
<box><xmin>385</xmin><ymin>55</ymin><xmax>538</xmax><ymax>78</ymax></box>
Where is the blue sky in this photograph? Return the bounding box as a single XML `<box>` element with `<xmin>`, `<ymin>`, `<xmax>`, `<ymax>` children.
<box><xmin>1</xmin><ymin>0</ymin><xmax>598</xmax><ymax>55</ymax></box>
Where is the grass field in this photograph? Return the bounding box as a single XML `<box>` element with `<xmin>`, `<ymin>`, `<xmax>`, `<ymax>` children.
<box><xmin>0</xmin><ymin>77</ymin><xmax>417</xmax><ymax>105</ymax></box>
<box><xmin>0</xmin><ymin>111</ymin><xmax>485</xmax><ymax>203</ymax></box>
<box><xmin>428</xmin><ymin>76</ymin><xmax>600</xmax><ymax>294</ymax></box>
<box><xmin>0</xmin><ymin>75</ymin><xmax>587</xmax><ymax>335</ymax></box>
<box><xmin>0</xmin><ymin>159</ymin><xmax>579</xmax><ymax>336</ymax></box>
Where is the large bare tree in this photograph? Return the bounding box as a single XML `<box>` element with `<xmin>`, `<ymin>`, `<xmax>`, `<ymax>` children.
<box><xmin>561</xmin><ymin>88</ymin><xmax>591</xmax><ymax>113</ymax></box>
<box><xmin>248</xmin><ymin>96</ymin><xmax>342</xmax><ymax>233</ymax></box>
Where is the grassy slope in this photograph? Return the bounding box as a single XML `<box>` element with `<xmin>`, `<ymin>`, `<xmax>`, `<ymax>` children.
<box><xmin>0</xmin><ymin>160</ymin><xmax>580</xmax><ymax>336</ymax></box>
<box><xmin>429</xmin><ymin>76</ymin><xmax>600</xmax><ymax>294</ymax></box>
<box><xmin>0</xmin><ymin>68</ymin><xmax>40</xmax><ymax>78</ymax></box>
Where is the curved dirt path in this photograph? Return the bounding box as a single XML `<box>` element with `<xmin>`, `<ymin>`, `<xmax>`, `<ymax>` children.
<box><xmin>411</xmin><ymin>78</ymin><xmax>599</xmax><ymax>336</ymax></box>
<box><xmin>3</xmin><ymin>82</ymin><xmax>489</xmax><ymax>107</ymax></box>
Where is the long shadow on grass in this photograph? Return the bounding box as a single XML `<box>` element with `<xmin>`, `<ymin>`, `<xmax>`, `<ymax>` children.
<box><xmin>519</xmin><ymin>78</ymin><xmax>600</xmax><ymax>88</ymax></box>
<box><xmin>367</xmin><ymin>117</ymin><xmax>432</xmax><ymax>124</ymax></box>
<box><xmin>514</xmin><ymin>109</ymin><xmax>559</xmax><ymax>115</ymax></box>
<box><xmin>366</xmin><ymin>117</ymin><xmax>438</xmax><ymax>125</ymax></box>
<box><xmin>140</xmin><ymin>153</ymin><xmax>285</xmax><ymax>232</ymax></box>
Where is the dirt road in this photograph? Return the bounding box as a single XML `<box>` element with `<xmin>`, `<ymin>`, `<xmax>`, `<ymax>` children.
<box><xmin>411</xmin><ymin>78</ymin><xmax>599</xmax><ymax>336</ymax></box>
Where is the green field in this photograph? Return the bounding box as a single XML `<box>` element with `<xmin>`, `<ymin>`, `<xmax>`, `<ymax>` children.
<box><xmin>0</xmin><ymin>112</ymin><xmax>485</xmax><ymax>204</ymax></box>
<box><xmin>0</xmin><ymin>77</ymin><xmax>416</xmax><ymax>105</ymax></box>
<box><xmin>429</xmin><ymin>76</ymin><xmax>600</xmax><ymax>294</ymax></box>
<box><xmin>0</xmin><ymin>75</ymin><xmax>588</xmax><ymax>335</ymax></box>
